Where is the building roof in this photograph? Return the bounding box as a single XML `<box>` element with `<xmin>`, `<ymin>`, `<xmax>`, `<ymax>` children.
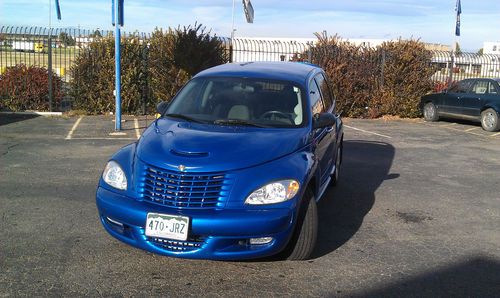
<box><xmin>194</xmin><ymin>62</ymin><xmax>320</xmax><ymax>86</ymax></box>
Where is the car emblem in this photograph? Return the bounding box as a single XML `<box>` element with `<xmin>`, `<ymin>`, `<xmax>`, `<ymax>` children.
<box><xmin>178</xmin><ymin>165</ymin><xmax>186</xmax><ymax>172</ymax></box>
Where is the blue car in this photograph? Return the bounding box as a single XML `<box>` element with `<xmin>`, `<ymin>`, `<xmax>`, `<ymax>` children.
<box><xmin>96</xmin><ymin>62</ymin><xmax>344</xmax><ymax>260</ymax></box>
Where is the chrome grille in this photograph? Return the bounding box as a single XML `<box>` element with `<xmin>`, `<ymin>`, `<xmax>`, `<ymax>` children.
<box><xmin>142</xmin><ymin>165</ymin><xmax>228</xmax><ymax>209</ymax></box>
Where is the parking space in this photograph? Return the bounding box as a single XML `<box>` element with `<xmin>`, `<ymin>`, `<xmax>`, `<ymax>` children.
<box><xmin>344</xmin><ymin>117</ymin><xmax>500</xmax><ymax>140</ymax></box>
<box><xmin>1</xmin><ymin>115</ymin><xmax>499</xmax><ymax>296</ymax></box>
<box><xmin>0</xmin><ymin>114</ymin><xmax>156</xmax><ymax>141</ymax></box>
<box><xmin>66</xmin><ymin>115</ymin><xmax>153</xmax><ymax>140</ymax></box>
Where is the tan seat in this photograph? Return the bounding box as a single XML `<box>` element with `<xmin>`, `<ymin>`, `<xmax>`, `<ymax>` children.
<box><xmin>227</xmin><ymin>105</ymin><xmax>250</xmax><ymax>120</ymax></box>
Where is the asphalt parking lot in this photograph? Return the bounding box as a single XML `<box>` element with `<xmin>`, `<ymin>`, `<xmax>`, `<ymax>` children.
<box><xmin>1</xmin><ymin>114</ymin><xmax>499</xmax><ymax>296</ymax></box>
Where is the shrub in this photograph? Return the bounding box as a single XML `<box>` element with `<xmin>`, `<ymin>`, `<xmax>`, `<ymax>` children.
<box><xmin>70</xmin><ymin>34</ymin><xmax>148</xmax><ymax>114</ymax></box>
<box><xmin>70</xmin><ymin>23</ymin><xmax>229</xmax><ymax>114</ymax></box>
<box><xmin>148</xmin><ymin>24</ymin><xmax>229</xmax><ymax>108</ymax></box>
<box><xmin>0</xmin><ymin>64</ymin><xmax>63</xmax><ymax>111</ymax></box>
<box><xmin>309</xmin><ymin>35</ymin><xmax>381</xmax><ymax>117</ymax></box>
<box><xmin>375</xmin><ymin>39</ymin><xmax>435</xmax><ymax>118</ymax></box>
<box><xmin>307</xmin><ymin>35</ymin><xmax>435</xmax><ymax>118</ymax></box>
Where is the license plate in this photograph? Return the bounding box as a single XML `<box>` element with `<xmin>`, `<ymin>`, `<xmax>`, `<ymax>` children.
<box><xmin>145</xmin><ymin>213</ymin><xmax>189</xmax><ymax>241</ymax></box>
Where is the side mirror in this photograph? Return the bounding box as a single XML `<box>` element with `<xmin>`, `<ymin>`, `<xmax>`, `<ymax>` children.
<box><xmin>312</xmin><ymin>112</ymin><xmax>336</xmax><ymax>130</ymax></box>
<box><xmin>156</xmin><ymin>101</ymin><xmax>169</xmax><ymax>115</ymax></box>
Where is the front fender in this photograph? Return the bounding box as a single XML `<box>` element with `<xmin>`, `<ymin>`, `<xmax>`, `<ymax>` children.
<box><xmin>225</xmin><ymin>147</ymin><xmax>315</xmax><ymax>210</ymax></box>
<box><xmin>98</xmin><ymin>142</ymin><xmax>138</xmax><ymax>199</ymax></box>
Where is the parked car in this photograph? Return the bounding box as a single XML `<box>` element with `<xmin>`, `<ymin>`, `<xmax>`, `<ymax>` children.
<box><xmin>421</xmin><ymin>78</ymin><xmax>500</xmax><ymax>132</ymax></box>
<box><xmin>96</xmin><ymin>62</ymin><xmax>344</xmax><ymax>260</ymax></box>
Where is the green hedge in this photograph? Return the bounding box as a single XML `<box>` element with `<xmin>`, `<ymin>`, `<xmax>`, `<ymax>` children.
<box><xmin>70</xmin><ymin>24</ymin><xmax>229</xmax><ymax>114</ymax></box>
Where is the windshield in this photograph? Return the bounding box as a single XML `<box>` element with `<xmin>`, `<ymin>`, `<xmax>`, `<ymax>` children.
<box><xmin>165</xmin><ymin>77</ymin><xmax>305</xmax><ymax>128</ymax></box>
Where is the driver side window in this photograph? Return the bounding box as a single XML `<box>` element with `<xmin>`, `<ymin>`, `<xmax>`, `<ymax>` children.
<box><xmin>448</xmin><ymin>80</ymin><xmax>473</xmax><ymax>93</ymax></box>
<box><xmin>309</xmin><ymin>80</ymin><xmax>324</xmax><ymax>115</ymax></box>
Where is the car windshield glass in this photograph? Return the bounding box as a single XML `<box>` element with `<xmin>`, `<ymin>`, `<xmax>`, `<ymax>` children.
<box><xmin>165</xmin><ymin>77</ymin><xmax>305</xmax><ymax>128</ymax></box>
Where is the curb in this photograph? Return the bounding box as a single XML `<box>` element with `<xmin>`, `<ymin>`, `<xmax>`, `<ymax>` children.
<box><xmin>0</xmin><ymin>111</ymin><xmax>63</xmax><ymax>116</ymax></box>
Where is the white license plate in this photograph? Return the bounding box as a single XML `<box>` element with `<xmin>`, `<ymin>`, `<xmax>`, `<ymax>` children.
<box><xmin>145</xmin><ymin>213</ymin><xmax>189</xmax><ymax>241</ymax></box>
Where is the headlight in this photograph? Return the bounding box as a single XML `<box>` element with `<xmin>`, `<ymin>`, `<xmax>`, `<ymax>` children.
<box><xmin>245</xmin><ymin>180</ymin><xmax>300</xmax><ymax>205</ymax></box>
<box><xmin>102</xmin><ymin>161</ymin><xmax>127</xmax><ymax>190</ymax></box>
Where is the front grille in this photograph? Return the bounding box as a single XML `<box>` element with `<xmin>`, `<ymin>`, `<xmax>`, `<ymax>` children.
<box><xmin>147</xmin><ymin>237</ymin><xmax>205</xmax><ymax>252</ymax></box>
<box><xmin>141</xmin><ymin>165</ymin><xmax>229</xmax><ymax>209</ymax></box>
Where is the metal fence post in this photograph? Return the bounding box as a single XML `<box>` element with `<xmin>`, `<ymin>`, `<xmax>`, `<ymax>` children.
<box><xmin>229</xmin><ymin>44</ymin><xmax>233</xmax><ymax>63</ymax></box>
<box><xmin>448</xmin><ymin>51</ymin><xmax>454</xmax><ymax>87</ymax></box>
<box><xmin>380</xmin><ymin>49</ymin><xmax>386</xmax><ymax>89</ymax></box>
<box><xmin>48</xmin><ymin>31</ymin><xmax>53</xmax><ymax>111</ymax></box>
<box><xmin>142</xmin><ymin>41</ymin><xmax>148</xmax><ymax>115</ymax></box>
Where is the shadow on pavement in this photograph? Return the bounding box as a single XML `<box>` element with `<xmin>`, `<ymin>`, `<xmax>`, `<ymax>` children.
<box><xmin>359</xmin><ymin>256</ymin><xmax>500</xmax><ymax>296</ymax></box>
<box><xmin>313</xmin><ymin>140</ymin><xmax>397</xmax><ymax>258</ymax></box>
<box><xmin>0</xmin><ymin>114</ymin><xmax>39</xmax><ymax>126</ymax></box>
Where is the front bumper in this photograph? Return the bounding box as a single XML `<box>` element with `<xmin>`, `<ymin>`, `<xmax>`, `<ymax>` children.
<box><xmin>96</xmin><ymin>187</ymin><xmax>296</xmax><ymax>260</ymax></box>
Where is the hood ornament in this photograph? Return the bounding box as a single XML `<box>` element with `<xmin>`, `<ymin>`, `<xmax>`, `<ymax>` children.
<box><xmin>178</xmin><ymin>165</ymin><xmax>186</xmax><ymax>172</ymax></box>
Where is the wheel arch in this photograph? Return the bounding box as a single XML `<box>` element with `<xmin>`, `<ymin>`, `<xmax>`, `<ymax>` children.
<box><xmin>480</xmin><ymin>105</ymin><xmax>500</xmax><ymax>115</ymax></box>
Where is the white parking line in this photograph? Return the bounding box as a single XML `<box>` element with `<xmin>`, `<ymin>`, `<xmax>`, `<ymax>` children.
<box><xmin>492</xmin><ymin>132</ymin><xmax>500</xmax><ymax>137</ymax></box>
<box><xmin>440</xmin><ymin>123</ymin><xmax>457</xmax><ymax>127</ymax></box>
<box><xmin>344</xmin><ymin>124</ymin><xmax>392</xmax><ymax>139</ymax></box>
<box><xmin>134</xmin><ymin>118</ymin><xmax>141</xmax><ymax>140</ymax></box>
<box><xmin>465</xmin><ymin>127</ymin><xmax>479</xmax><ymax>132</ymax></box>
<box><xmin>65</xmin><ymin>116</ymin><xmax>83</xmax><ymax>140</ymax></box>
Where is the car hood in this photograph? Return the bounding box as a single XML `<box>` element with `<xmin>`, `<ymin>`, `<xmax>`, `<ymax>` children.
<box><xmin>136</xmin><ymin>118</ymin><xmax>310</xmax><ymax>172</ymax></box>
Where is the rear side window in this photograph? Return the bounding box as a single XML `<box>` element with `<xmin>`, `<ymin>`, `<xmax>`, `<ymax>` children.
<box><xmin>448</xmin><ymin>80</ymin><xmax>473</xmax><ymax>93</ymax></box>
<box><xmin>489</xmin><ymin>82</ymin><xmax>498</xmax><ymax>94</ymax></box>
<box><xmin>309</xmin><ymin>79</ymin><xmax>324</xmax><ymax>115</ymax></box>
<box><xmin>315</xmin><ymin>74</ymin><xmax>334</xmax><ymax>111</ymax></box>
<box><xmin>471</xmin><ymin>81</ymin><xmax>489</xmax><ymax>95</ymax></box>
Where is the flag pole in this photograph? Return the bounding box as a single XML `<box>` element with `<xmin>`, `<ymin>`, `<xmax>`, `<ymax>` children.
<box><xmin>231</xmin><ymin>0</ymin><xmax>236</xmax><ymax>42</ymax></box>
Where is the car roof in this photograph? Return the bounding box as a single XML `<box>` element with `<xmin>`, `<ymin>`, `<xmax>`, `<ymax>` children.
<box><xmin>194</xmin><ymin>62</ymin><xmax>321</xmax><ymax>86</ymax></box>
<box><xmin>461</xmin><ymin>78</ymin><xmax>499</xmax><ymax>82</ymax></box>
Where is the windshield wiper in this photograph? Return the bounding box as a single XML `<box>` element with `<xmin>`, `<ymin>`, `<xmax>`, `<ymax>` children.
<box><xmin>213</xmin><ymin>119</ymin><xmax>268</xmax><ymax>128</ymax></box>
<box><xmin>164</xmin><ymin>113</ymin><xmax>204</xmax><ymax>123</ymax></box>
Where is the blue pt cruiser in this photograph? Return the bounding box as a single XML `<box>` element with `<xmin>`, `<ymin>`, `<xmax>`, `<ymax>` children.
<box><xmin>96</xmin><ymin>62</ymin><xmax>344</xmax><ymax>260</ymax></box>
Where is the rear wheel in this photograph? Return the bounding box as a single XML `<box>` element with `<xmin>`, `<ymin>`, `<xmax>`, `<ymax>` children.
<box><xmin>283</xmin><ymin>189</ymin><xmax>318</xmax><ymax>260</ymax></box>
<box><xmin>423</xmin><ymin>102</ymin><xmax>439</xmax><ymax>121</ymax></box>
<box><xmin>481</xmin><ymin>108</ymin><xmax>500</xmax><ymax>132</ymax></box>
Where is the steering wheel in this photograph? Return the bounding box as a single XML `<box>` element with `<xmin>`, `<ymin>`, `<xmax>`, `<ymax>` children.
<box><xmin>260</xmin><ymin>111</ymin><xmax>293</xmax><ymax>123</ymax></box>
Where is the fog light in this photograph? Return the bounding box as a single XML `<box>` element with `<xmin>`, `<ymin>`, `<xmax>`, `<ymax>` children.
<box><xmin>106</xmin><ymin>217</ymin><xmax>123</xmax><ymax>227</ymax></box>
<box><xmin>249</xmin><ymin>237</ymin><xmax>273</xmax><ymax>245</ymax></box>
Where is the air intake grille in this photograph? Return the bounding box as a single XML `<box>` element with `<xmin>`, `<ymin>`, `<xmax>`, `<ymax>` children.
<box><xmin>147</xmin><ymin>237</ymin><xmax>205</xmax><ymax>252</ymax></box>
<box><xmin>142</xmin><ymin>165</ymin><xmax>228</xmax><ymax>209</ymax></box>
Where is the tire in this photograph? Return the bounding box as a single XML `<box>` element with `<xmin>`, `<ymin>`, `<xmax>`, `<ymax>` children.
<box><xmin>284</xmin><ymin>189</ymin><xmax>318</xmax><ymax>260</ymax></box>
<box><xmin>480</xmin><ymin>108</ymin><xmax>500</xmax><ymax>132</ymax></box>
<box><xmin>423</xmin><ymin>102</ymin><xmax>439</xmax><ymax>122</ymax></box>
<box><xmin>330</xmin><ymin>144</ymin><xmax>342</xmax><ymax>187</ymax></box>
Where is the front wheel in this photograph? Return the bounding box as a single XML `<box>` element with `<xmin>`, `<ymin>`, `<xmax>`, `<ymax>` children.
<box><xmin>283</xmin><ymin>189</ymin><xmax>318</xmax><ymax>260</ymax></box>
<box><xmin>423</xmin><ymin>102</ymin><xmax>439</xmax><ymax>121</ymax></box>
<box><xmin>481</xmin><ymin>108</ymin><xmax>500</xmax><ymax>132</ymax></box>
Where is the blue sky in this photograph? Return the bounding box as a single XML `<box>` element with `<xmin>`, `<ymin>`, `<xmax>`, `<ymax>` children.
<box><xmin>1</xmin><ymin>0</ymin><xmax>499</xmax><ymax>51</ymax></box>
